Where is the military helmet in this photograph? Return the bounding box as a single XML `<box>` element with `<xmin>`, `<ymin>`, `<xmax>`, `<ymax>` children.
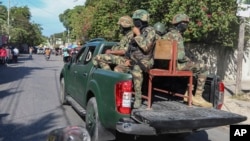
<box><xmin>132</xmin><ymin>9</ymin><xmax>149</xmax><ymax>22</ymax></box>
<box><xmin>117</xmin><ymin>15</ymin><xmax>133</xmax><ymax>28</ymax></box>
<box><xmin>153</xmin><ymin>22</ymin><xmax>166</xmax><ymax>35</ymax></box>
<box><xmin>172</xmin><ymin>14</ymin><xmax>190</xmax><ymax>24</ymax></box>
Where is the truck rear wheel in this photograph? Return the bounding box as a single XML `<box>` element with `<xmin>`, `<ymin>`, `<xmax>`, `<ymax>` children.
<box><xmin>86</xmin><ymin>97</ymin><xmax>103</xmax><ymax>141</ymax></box>
<box><xmin>60</xmin><ymin>78</ymin><xmax>68</xmax><ymax>105</ymax></box>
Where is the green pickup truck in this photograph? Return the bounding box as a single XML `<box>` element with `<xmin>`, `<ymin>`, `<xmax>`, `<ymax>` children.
<box><xmin>60</xmin><ymin>38</ymin><xmax>247</xmax><ymax>141</ymax></box>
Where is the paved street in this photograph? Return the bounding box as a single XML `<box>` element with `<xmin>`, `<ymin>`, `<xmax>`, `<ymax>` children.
<box><xmin>0</xmin><ymin>54</ymin><xmax>85</xmax><ymax>141</ymax></box>
<box><xmin>222</xmin><ymin>80</ymin><xmax>250</xmax><ymax>124</ymax></box>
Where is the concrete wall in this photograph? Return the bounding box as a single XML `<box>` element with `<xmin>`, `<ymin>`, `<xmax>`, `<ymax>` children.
<box><xmin>185</xmin><ymin>43</ymin><xmax>250</xmax><ymax>82</ymax></box>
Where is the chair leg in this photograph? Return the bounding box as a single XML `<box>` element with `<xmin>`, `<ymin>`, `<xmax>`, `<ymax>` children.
<box><xmin>147</xmin><ymin>75</ymin><xmax>153</xmax><ymax>109</ymax></box>
<box><xmin>188</xmin><ymin>76</ymin><xmax>193</xmax><ymax>106</ymax></box>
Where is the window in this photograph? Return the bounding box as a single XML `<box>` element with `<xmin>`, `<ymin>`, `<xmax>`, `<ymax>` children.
<box><xmin>84</xmin><ymin>46</ymin><xmax>95</xmax><ymax>64</ymax></box>
<box><xmin>74</xmin><ymin>47</ymin><xmax>86</xmax><ymax>64</ymax></box>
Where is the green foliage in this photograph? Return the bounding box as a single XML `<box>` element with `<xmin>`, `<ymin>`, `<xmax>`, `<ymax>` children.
<box><xmin>59</xmin><ymin>0</ymin><xmax>247</xmax><ymax>48</ymax></box>
<box><xmin>2</xmin><ymin>6</ymin><xmax>45</xmax><ymax>46</ymax></box>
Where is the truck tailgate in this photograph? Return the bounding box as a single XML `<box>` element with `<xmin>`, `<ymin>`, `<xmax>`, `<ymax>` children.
<box><xmin>131</xmin><ymin>101</ymin><xmax>247</xmax><ymax>133</ymax></box>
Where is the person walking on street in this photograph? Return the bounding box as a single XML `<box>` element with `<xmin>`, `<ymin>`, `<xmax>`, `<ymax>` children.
<box><xmin>163</xmin><ymin>14</ymin><xmax>212</xmax><ymax>108</ymax></box>
<box><xmin>29</xmin><ymin>46</ymin><xmax>33</xmax><ymax>58</ymax></box>
<box><xmin>0</xmin><ymin>45</ymin><xmax>7</xmax><ymax>64</ymax></box>
<box><xmin>13</xmin><ymin>47</ymin><xmax>19</xmax><ymax>63</ymax></box>
<box><xmin>62</xmin><ymin>47</ymin><xmax>70</xmax><ymax>63</ymax></box>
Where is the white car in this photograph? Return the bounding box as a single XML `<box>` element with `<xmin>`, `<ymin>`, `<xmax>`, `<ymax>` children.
<box><xmin>37</xmin><ymin>48</ymin><xmax>44</xmax><ymax>54</ymax></box>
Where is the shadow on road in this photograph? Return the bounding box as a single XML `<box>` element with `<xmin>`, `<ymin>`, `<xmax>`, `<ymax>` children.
<box><xmin>113</xmin><ymin>131</ymin><xmax>210</xmax><ymax>141</ymax></box>
<box><xmin>0</xmin><ymin>112</ymin><xmax>60</xmax><ymax>141</ymax></box>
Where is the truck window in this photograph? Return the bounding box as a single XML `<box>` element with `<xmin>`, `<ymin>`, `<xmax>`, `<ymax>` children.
<box><xmin>84</xmin><ymin>46</ymin><xmax>95</xmax><ymax>64</ymax></box>
<box><xmin>74</xmin><ymin>47</ymin><xmax>86</xmax><ymax>64</ymax></box>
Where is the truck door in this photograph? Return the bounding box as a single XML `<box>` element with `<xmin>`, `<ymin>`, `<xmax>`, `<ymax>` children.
<box><xmin>67</xmin><ymin>47</ymin><xmax>86</xmax><ymax>99</ymax></box>
<box><xmin>73</xmin><ymin>46</ymin><xmax>95</xmax><ymax>106</ymax></box>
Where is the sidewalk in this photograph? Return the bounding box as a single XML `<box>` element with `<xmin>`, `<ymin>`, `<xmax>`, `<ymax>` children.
<box><xmin>222</xmin><ymin>80</ymin><xmax>250</xmax><ymax>124</ymax></box>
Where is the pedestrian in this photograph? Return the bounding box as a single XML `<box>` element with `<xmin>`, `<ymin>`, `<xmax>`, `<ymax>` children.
<box><xmin>163</xmin><ymin>13</ymin><xmax>212</xmax><ymax>107</ymax></box>
<box><xmin>0</xmin><ymin>45</ymin><xmax>5</xmax><ymax>64</ymax></box>
<box><xmin>29</xmin><ymin>46</ymin><xmax>33</xmax><ymax>58</ymax></box>
<box><xmin>62</xmin><ymin>46</ymin><xmax>70</xmax><ymax>63</ymax></box>
<box><xmin>0</xmin><ymin>44</ymin><xmax>8</xmax><ymax>65</ymax></box>
<box><xmin>5</xmin><ymin>44</ymin><xmax>12</xmax><ymax>64</ymax></box>
<box><xmin>13</xmin><ymin>47</ymin><xmax>19</xmax><ymax>63</ymax></box>
<box><xmin>93</xmin><ymin>15</ymin><xmax>134</xmax><ymax>72</ymax></box>
<box><xmin>115</xmin><ymin>9</ymin><xmax>156</xmax><ymax>108</ymax></box>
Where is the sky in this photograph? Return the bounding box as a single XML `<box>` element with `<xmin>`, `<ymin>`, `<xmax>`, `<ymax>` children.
<box><xmin>1</xmin><ymin>0</ymin><xmax>86</xmax><ymax>37</ymax></box>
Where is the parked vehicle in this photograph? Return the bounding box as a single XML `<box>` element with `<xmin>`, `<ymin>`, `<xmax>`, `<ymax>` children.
<box><xmin>37</xmin><ymin>48</ymin><xmax>44</xmax><ymax>54</ymax></box>
<box><xmin>60</xmin><ymin>38</ymin><xmax>247</xmax><ymax>141</ymax></box>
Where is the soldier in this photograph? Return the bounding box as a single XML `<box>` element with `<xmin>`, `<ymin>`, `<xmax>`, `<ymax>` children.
<box><xmin>92</xmin><ymin>15</ymin><xmax>134</xmax><ymax>71</ymax></box>
<box><xmin>163</xmin><ymin>13</ymin><xmax>212</xmax><ymax>108</ymax></box>
<box><xmin>153</xmin><ymin>22</ymin><xmax>167</xmax><ymax>40</ymax></box>
<box><xmin>116</xmin><ymin>9</ymin><xmax>156</xmax><ymax>108</ymax></box>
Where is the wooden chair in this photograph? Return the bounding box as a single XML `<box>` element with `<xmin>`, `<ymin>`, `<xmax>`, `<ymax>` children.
<box><xmin>145</xmin><ymin>39</ymin><xmax>193</xmax><ymax>109</ymax></box>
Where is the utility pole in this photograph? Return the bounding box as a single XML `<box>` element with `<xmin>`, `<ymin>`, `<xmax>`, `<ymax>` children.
<box><xmin>67</xmin><ymin>29</ymin><xmax>70</xmax><ymax>44</ymax></box>
<box><xmin>7</xmin><ymin>0</ymin><xmax>10</xmax><ymax>36</ymax></box>
<box><xmin>235</xmin><ymin>1</ymin><xmax>250</xmax><ymax>95</ymax></box>
<box><xmin>235</xmin><ymin>17</ymin><xmax>245</xmax><ymax>95</ymax></box>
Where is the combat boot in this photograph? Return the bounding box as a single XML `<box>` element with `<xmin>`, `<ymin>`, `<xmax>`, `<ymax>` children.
<box><xmin>133</xmin><ymin>98</ymin><xmax>141</xmax><ymax>109</ymax></box>
<box><xmin>192</xmin><ymin>90</ymin><xmax>212</xmax><ymax>108</ymax></box>
<box><xmin>192</xmin><ymin>75</ymin><xmax>212</xmax><ymax>108</ymax></box>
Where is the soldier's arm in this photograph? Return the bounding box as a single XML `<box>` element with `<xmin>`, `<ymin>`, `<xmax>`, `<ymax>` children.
<box><xmin>134</xmin><ymin>28</ymin><xmax>156</xmax><ymax>53</ymax></box>
<box><xmin>109</xmin><ymin>33</ymin><xmax>132</xmax><ymax>55</ymax></box>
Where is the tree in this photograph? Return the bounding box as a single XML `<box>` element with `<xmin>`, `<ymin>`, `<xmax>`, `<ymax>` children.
<box><xmin>0</xmin><ymin>5</ymin><xmax>8</xmax><ymax>34</ymax></box>
<box><xmin>59</xmin><ymin>0</ymin><xmax>243</xmax><ymax>48</ymax></box>
<box><xmin>7</xmin><ymin>6</ymin><xmax>45</xmax><ymax>46</ymax></box>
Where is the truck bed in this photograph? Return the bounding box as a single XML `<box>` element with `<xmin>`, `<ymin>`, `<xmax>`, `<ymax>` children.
<box><xmin>131</xmin><ymin>101</ymin><xmax>247</xmax><ymax>134</ymax></box>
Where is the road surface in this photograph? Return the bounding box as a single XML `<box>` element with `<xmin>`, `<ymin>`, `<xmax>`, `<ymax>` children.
<box><xmin>0</xmin><ymin>54</ymin><xmax>85</xmax><ymax>141</ymax></box>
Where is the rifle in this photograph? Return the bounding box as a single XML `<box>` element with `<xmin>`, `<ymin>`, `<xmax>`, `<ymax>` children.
<box><xmin>124</xmin><ymin>39</ymin><xmax>149</xmax><ymax>72</ymax></box>
<box><xmin>124</xmin><ymin>39</ymin><xmax>138</xmax><ymax>59</ymax></box>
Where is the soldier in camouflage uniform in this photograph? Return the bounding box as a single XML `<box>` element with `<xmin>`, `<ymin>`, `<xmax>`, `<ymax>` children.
<box><xmin>92</xmin><ymin>16</ymin><xmax>134</xmax><ymax>71</ymax></box>
<box><xmin>154</xmin><ymin>22</ymin><xmax>167</xmax><ymax>40</ymax></box>
<box><xmin>163</xmin><ymin>14</ymin><xmax>212</xmax><ymax>108</ymax></box>
<box><xmin>115</xmin><ymin>9</ymin><xmax>156</xmax><ymax>108</ymax></box>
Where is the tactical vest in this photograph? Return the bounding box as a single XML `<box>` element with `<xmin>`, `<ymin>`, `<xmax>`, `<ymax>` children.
<box><xmin>131</xmin><ymin>26</ymin><xmax>155</xmax><ymax>61</ymax></box>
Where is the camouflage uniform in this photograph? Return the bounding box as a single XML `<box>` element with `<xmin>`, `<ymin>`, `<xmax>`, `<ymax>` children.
<box><xmin>163</xmin><ymin>14</ymin><xmax>212</xmax><ymax>107</ymax></box>
<box><xmin>116</xmin><ymin>9</ymin><xmax>156</xmax><ymax>108</ymax></box>
<box><xmin>92</xmin><ymin>16</ymin><xmax>134</xmax><ymax>71</ymax></box>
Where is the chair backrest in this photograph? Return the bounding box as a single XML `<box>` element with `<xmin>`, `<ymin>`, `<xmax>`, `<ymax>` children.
<box><xmin>153</xmin><ymin>39</ymin><xmax>177</xmax><ymax>72</ymax></box>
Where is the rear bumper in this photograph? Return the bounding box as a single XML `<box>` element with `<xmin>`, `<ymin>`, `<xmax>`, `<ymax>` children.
<box><xmin>116</xmin><ymin>118</ymin><xmax>197</xmax><ymax>135</ymax></box>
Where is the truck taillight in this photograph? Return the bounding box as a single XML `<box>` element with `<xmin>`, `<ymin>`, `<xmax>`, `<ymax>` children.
<box><xmin>217</xmin><ymin>81</ymin><xmax>224</xmax><ymax>110</ymax></box>
<box><xmin>115</xmin><ymin>80</ymin><xmax>132</xmax><ymax>114</ymax></box>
